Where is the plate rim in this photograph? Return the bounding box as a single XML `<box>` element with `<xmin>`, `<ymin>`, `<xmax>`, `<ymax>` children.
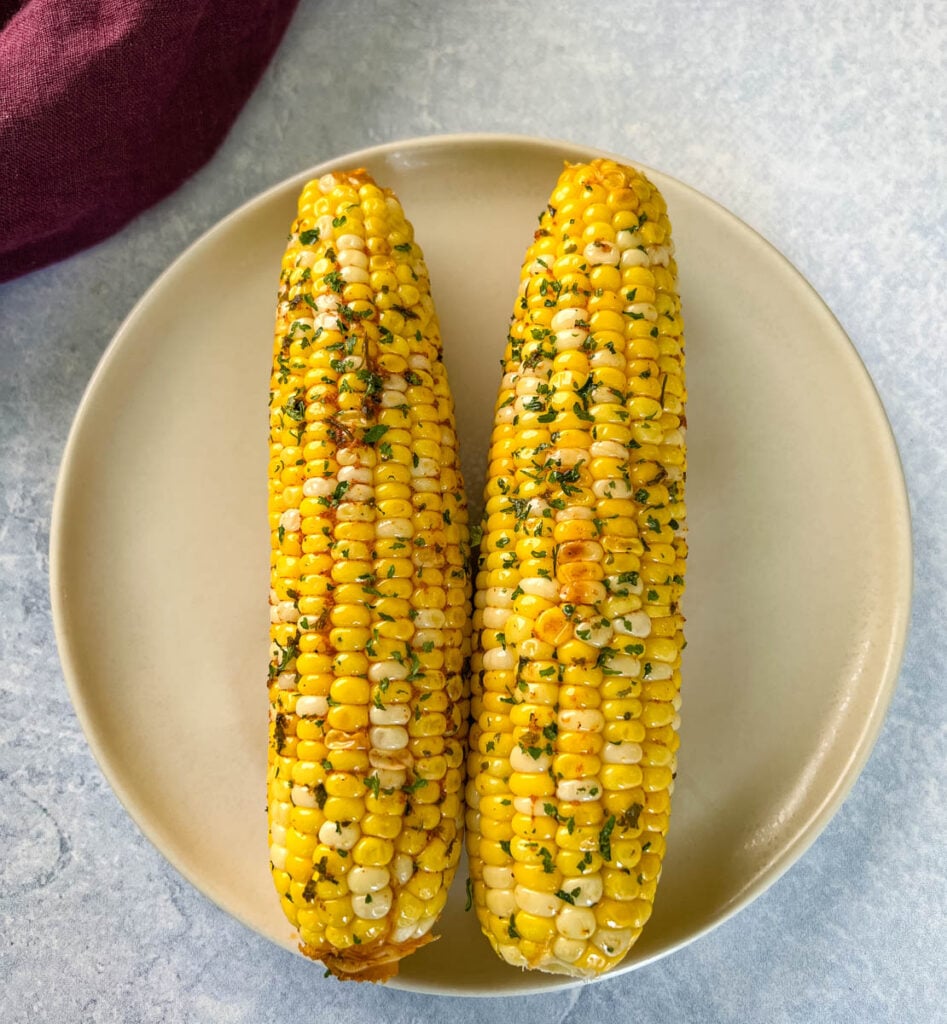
<box><xmin>49</xmin><ymin>131</ymin><xmax>913</xmax><ymax>996</ymax></box>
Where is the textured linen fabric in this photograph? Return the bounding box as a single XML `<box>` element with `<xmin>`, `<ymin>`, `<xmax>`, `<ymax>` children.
<box><xmin>0</xmin><ymin>0</ymin><xmax>299</xmax><ymax>281</ymax></box>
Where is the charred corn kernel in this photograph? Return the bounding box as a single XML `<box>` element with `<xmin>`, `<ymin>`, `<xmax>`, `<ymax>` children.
<box><xmin>268</xmin><ymin>169</ymin><xmax>471</xmax><ymax>983</ymax></box>
<box><xmin>468</xmin><ymin>159</ymin><xmax>686</xmax><ymax>979</ymax></box>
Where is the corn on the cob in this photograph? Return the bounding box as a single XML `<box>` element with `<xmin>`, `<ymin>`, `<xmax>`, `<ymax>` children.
<box><xmin>465</xmin><ymin>158</ymin><xmax>686</xmax><ymax>977</ymax></box>
<box><xmin>267</xmin><ymin>169</ymin><xmax>471</xmax><ymax>982</ymax></box>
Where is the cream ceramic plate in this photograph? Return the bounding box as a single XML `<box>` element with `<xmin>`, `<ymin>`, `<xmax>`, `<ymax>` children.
<box><xmin>51</xmin><ymin>134</ymin><xmax>911</xmax><ymax>995</ymax></box>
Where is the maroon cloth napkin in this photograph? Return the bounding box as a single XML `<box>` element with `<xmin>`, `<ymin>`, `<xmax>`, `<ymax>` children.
<box><xmin>0</xmin><ymin>0</ymin><xmax>300</xmax><ymax>282</ymax></box>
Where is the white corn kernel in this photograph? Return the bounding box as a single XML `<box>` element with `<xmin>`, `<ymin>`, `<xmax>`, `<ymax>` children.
<box><xmin>279</xmin><ymin>509</ymin><xmax>301</xmax><ymax>532</ymax></box>
<box><xmin>554</xmin><ymin>505</ymin><xmax>594</xmax><ymax>522</ymax></box>
<box><xmin>277</xmin><ymin>601</ymin><xmax>299</xmax><ymax>623</ymax></box>
<box><xmin>561</xmin><ymin>873</ymin><xmax>603</xmax><ymax>907</ymax></box>
<box><xmin>482</xmin><ymin>606</ymin><xmax>512</xmax><ymax>629</ymax></box>
<box><xmin>334</xmin><ymin>233</ymin><xmax>365</xmax><ymax>251</ymax></box>
<box><xmin>313</xmin><ymin>293</ymin><xmax>338</xmax><ymax>313</ymax></box>
<box><xmin>608</xmin><ymin>654</ymin><xmax>643</xmax><ymax>677</ymax></box>
<box><xmin>368</xmin><ymin>660</ymin><xmax>409</xmax><ymax>683</ymax></box>
<box><xmin>558</xmin><ymin>708</ymin><xmax>605</xmax><ymax>733</ymax></box>
<box><xmin>302</xmin><ymin>476</ymin><xmax>337</xmax><ymax>498</ymax></box>
<box><xmin>390</xmin><ymin>923</ymin><xmax>416</xmax><ymax>943</ymax></box>
<box><xmin>556</xmin><ymin>904</ymin><xmax>597</xmax><ymax>939</ymax></box>
<box><xmin>291</xmin><ymin>785</ymin><xmax>319</xmax><ymax>808</ymax></box>
<box><xmin>550</xmin><ymin>447</ymin><xmax>586</xmax><ymax>469</ymax></box>
<box><xmin>336</xmin><ymin>446</ymin><xmax>376</xmax><ymax>468</ymax></box>
<box><xmin>584</xmin><ymin>240</ymin><xmax>619</xmax><ymax>266</ymax></box>
<box><xmin>391</xmin><ymin>854</ymin><xmax>414</xmax><ymax>886</ymax></box>
<box><xmin>556</xmin><ymin>778</ymin><xmax>602</xmax><ymax>803</ymax></box>
<box><xmin>482</xmin><ymin>865</ymin><xmax>516</xmax><ymax>889</ymax></box>
<box><xmin>370</xmin><ymin>725</ymin><xmax>409</xmax><ymax>751</ymax></box>
<box><xmin>313</xmin><ymin>312</ymin><xmax>342</xmax><ymax>333</ymax></box>
<box><xmin>592</xmin><ymin>478</ymin><xmax>633</xmax><ymax>499</ymax></box>
<box><xmin>337</xmin><ymin>465</ymin><xmax>372</xmax><ymax>484</ymax></box>
<box><xmin>625</xmin><ymin>302</ymin><xmax>658</xmax><ymax>322</ymax></box>
<box><xmin>337</xmin><ymin>248</ymin><xmax>368</xmax><ymax>270</ymax></box>
<box><xmin>369</xmin><ymin>704</ymin><xmax>411</xmax><ymax>726</ymax></box>
<box><xmin>373</xmin><ymin>767</ymin><xmax>408</xmax><ymax>789</ymax></box>
<box><xmin>413</xmin><ymin>609</ymin><xmax>446</xmax><ymax>629</ymax></box>
<box><xmin>510</xmin><ymin>746</ymin><xmax>553</xmax><ymax>773</ymax></box>
<box><xmin>523</xmin><ymin>362</ymin><xmax>552</xmax><ymax>383</ymax></box>
<box><xmin>518</xmin><ymin>577</ymin><xmax>559</xmax><ymax>600</ymax></box>
<box><xmin>514</xmin><ymin>886</ymin><xmax>559</xmax><ymax>917</ymax></box>
<box><xmin>277</xmin><ymin>671</ymin><xmax>297</xmax><ymax>691</ymax></box>
<box><xmin>603</xmin><ymin>741</ymin><xmax>643</xmax><ymax>765</ymax></box>
<box><xmin>574</xmin><ymin>620</ymin><xmax>613</xmax><ymax>648</ymax></box>
<box><xmin>483</xmin><ymin>647</ymin><xmax>516</xmax><ymax>671</ymax></box>
<box><xmin>269</xmin><ymin>844</ymin><xmax>287</xmax><ymax>871</ymax></box>
<box><xmin>352</xmin><ymin>886</ymin><xmax>392</xmax><ymax>920</ymax></box>
<box><xmin>589</xmin><ymin>349</ymin><xmax>625</xmax><ymax>369</ymax></box>
<box><xmin>412</xmin><ymin>628</ymin><xmax>443</xmax><ymax>650</ymax></box>
<box><xmin>381</xmin><ymin>391</ymin><xmax>408</xmax><ymax>409</ymax></box>
<box><xmin>589</xmin><ymin>440</ymin><xmax>628</xmax><ymax>460</ymax></box>
<box><xmin>343</xmin><ymin>483</ymin><xmax>373</xmax><ymax>502</ymax></box>
<box><xmin>318</xmin><ymin>820</ymin><xmax>360</xmax><ymax>850</ymax></box>
<box><xmin>347</xmin><ymin>866</ymin><xmax>390</xmax><ymax>894</ymax></box>
<box><xmin>486</xmin><ymin>888</ymin><xmax>517</xmax><ymax>917</ymax></box>
<box><xmin>498</xmin><ymin>945</ymin><xmax>530</xmax><ymax>968</ymax></box>
<box><xmin>550</xmin><ymin>307</ymin><xmax>585</xmax><ymax>332</ymax></box>
<box><xmin>592</xmin><ymin>927</ymin><xmax>634</xmax><ymax>957</ymax></box>
<box><xmin>552</xmin><ymin>936</ymin><xmax>586</xmax><ymax>963</ymax></box>
<box><xmin>515</xmin><ymin>376</ymin><xmax>542</xmax><ymax>396</ymax></box>
<box><xmin>375</xmin><ymin>517</ymin><xmax>414</xmax><ymax>539</ymax></box>
<box><xmin>512</xmin><ymin>795</ymin><xmax>554</xmax><ymax>817</ymax></box>
<box><xmin>554</xmin><ymin>328</ymin><xmax>588</xmax><ymax>351</ymax></box>
<box><xmin>339</xmin><ymin>265</ymin><xmax>370</xmax><ymax>284</ymax></box>
<box><xmin>295</xmin><ymin>695</ymin><xmax>328</xmax><ymax>718</ymax></box>
<box><xmin>613</xmin><ymin>611</ymin><xmax>651</xmax><ymax>638</ymax></box>
<box><xmin>620</xmin><ymin>246</ymin><xmax>649</xmax><ymax>267</ymax></box>
<box><xmin>411</xmin><ymin>457</ymin><xmax>439</xmax><ymax>478</ymax></box>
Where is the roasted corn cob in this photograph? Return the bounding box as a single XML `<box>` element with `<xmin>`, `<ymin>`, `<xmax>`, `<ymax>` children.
<box><xmin>267</xmin><ymin>169</ymin><xmax>471</xmax><ymax>982</ymax></box>
<box><xmin>466</xmin><ymin>158</ymin><xmax>687</xmax><ymax>976</ymax></box>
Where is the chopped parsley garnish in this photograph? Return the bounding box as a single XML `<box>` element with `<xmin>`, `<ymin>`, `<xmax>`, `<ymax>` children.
<box><xmin>598</xmin><ymin>815</ymin><xmax>616</xmax><ymax>860</ymax></box>
<box><xmin>363</xmin><ymin>424</ymin><xmax>389</xmax><ymax>444</ymax></box>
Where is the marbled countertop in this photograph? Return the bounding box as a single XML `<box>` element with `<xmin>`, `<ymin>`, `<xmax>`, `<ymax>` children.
<box><xmin>2</xmin><ymin>1</ymin><xmax>944</xmax><ymax>1021</ymax></box>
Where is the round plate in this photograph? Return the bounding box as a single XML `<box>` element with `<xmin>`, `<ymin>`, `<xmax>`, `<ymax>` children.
<box><xmin>50</xmin><ymin>134</ymin><xmax>911</xmax><ymax>995</ymax></box>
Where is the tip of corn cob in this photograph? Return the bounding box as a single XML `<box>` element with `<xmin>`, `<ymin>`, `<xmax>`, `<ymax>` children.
<box><xmin>300</xmin><ymin>932</ymin><xmax>438</xmax><ymax>983</ymax></box>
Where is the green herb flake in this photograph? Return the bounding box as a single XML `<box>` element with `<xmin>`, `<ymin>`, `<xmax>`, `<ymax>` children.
<box><xmin>598</xmin><ymin>815</ymin><xmax>617</xmax><ymax>860</ymax></box>
<box><xmin>363</xmin><ymin>424</ymin><xmax>389</xmax><ymax>444</ymax></box>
